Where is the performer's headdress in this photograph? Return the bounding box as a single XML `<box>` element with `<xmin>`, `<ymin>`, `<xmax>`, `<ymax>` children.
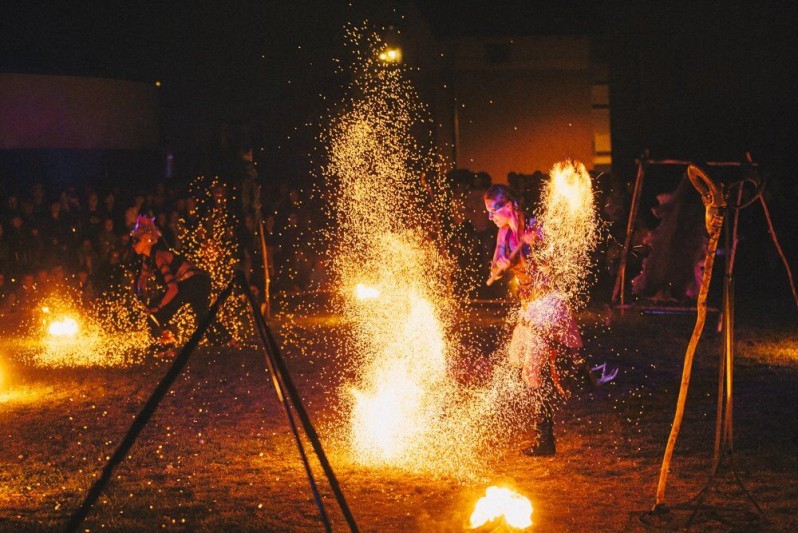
<box><xmin>484</xmin><ymin>184</ymin><xmax>521</xmax><ymax>211</ymax></box>
<box><xmin>130</xmin><ymin>215</ymin><xmax>161</xmax><ymax>242</ymax></box>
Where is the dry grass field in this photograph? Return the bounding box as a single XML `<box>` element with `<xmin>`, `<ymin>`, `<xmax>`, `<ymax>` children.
<box><xmin>1</xmin><ymin>301</ymin><xmax>796</xmax><ymax>532</ymax></box>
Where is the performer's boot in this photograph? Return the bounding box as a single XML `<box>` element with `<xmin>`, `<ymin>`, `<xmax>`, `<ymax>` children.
<box><xmin>580</xmin><ymin>359</ymin><xmax>599</xmax><ymax>388</ymax></box>
<box><xmin>521</xmin><ymin>416</ymin><xmax>556</xmax><ymax>457</ymax></box>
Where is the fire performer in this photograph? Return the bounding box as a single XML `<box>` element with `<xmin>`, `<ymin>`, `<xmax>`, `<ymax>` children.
<box><xmin>130</xmin><ymin>215</ymin><xmax>233</xmax><ymax>355</ymax></box>
<box><xmin>484</xmin><ymin>184</ymin><xmax>583</xmax><ymax>456</ymax></box>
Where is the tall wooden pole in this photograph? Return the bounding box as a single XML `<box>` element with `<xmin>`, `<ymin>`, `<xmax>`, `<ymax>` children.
<box><xmin>258</xmin><ymin>219</ymin><xmax>271</xmax><ymax>319</ymax></box>
<box><xmin>612</xmin><ymin>152</ymin><xmax>648</xmax><ymax>308</ymax></box>
<box><xmin>655</xmin><ymin>165</ymin><xmax>726</xmax><ymax>507</ymax></box>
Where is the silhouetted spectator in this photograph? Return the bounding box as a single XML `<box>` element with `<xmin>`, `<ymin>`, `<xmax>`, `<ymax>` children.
<box><xmin>12</xmin><ymin>273</ymin><xmax>38</xmax><ymax>313</ymax></box>
<box><xmin>0</xmin><ymin>272</ymin><xmax>14</xmax><ymax>312</ymax></box>
<box><xmin>0</xmin><ymin>222</ymin><xmax>15</xmax><ymax>276</ymax></box>
<box><xmin>76</xmin><ymin>238</ymin><xmax>100</xmax><ymax>278</ymax></box>
<box><xmin>76</xmin><ymin>269</ymin><xmax>96</xmax><ymax>306</ymax></box>
<box><xmin>82</xmin><ymin>191</ymin><xmax>103</xmax><ymax>241</ymax></box>
<box><xmin>96</xmin><ymin>218</ymin><xmax>120</xmax><ymax>262</ymax></box>
<box><xmin>41</xmin><ymin>201</ymin><xmax>74</xmax><ymax>270</ymax></box>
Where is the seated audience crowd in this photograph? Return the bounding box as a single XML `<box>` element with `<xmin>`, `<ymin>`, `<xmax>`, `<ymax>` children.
<box><xmin>0</xmin><ymin>167</ymin><xmax>627</xmax><ymax>315</ymax></box>
<box><xmin>0</xmin><ymin>177</ymin><xmax>322</xmax><ymax>314</ymax></box>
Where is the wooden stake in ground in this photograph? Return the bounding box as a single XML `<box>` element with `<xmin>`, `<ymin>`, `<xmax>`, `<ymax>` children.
<box><xmin>258</xmin><ymin>218</ymin><xmax>271</xmax><ymax>319</ymax></box>
<box><xmin>655</xmin><ymin>165</ymin><xmax>726</xmax><ymax>508</ymax></box>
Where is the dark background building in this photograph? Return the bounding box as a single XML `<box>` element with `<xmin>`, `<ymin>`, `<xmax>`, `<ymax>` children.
<box><xmin>2</xmin><ymin>1</ymin><xmax>797</xmax><ymax>188</ymax></box>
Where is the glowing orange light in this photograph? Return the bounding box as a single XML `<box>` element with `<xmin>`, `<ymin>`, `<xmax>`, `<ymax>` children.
<box><xmin>354</xmin><ymin>283</ymin><xmax>380</xmax><ymax>300</ymax></box>
<box><xmin>378</xmin><ymin>47</ymin><xmax>402</xmax><ymax>63</ymax></box>
<box><xmin>470</xmin><ymin>486</ymin><xmax>533</xmax><ymax>530</ymax></box>
<box><xmin>549</xmin><ymin>160</ymin><xmax>592</xmax><ymax>213</ymax></box>
<box><xmin>48</xmin><ymin>317</ymin><xmax>78</xmax><ymax>337</ymax></box>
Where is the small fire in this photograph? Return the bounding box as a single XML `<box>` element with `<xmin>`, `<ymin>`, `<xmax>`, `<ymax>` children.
<box><xmin>470</xmin><ymin>486</ymin><xmax>533</xmax><ymax>530</ymax></box>
<box><xmin>48</xmin><ymin>317</ymin><xmax>79</xmax><ymax>337</ymax></box>
<box><xmin>354</xmin><ymin>283</ymin><xmax>380</xmax><ymax>300</ymax></box>
<box><xmin>26</xmin><ymin>289</ymin><xmax>152</xmax><ymax>367</ymax></box>
<box><xmin>349</xmin><ymin>289</ymin><xmax>448</xmax><ymax>464</ymax></box>
<box><xmin>550</xmin><ymin>161</ymin><xmax>592</xmax><ymax>213</ymax></box>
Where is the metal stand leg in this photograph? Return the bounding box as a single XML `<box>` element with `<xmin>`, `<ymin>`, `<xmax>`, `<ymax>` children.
<box><xmin>685</xmin><ymin>214</ymin><xmax>764</xmax><ymax>529</ymax></box>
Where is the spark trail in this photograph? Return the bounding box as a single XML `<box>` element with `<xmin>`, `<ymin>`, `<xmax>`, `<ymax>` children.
<box><xmin>324</xmin><ymin>27</ymin><xmax>490</xmax><ymax>478</ymax></box>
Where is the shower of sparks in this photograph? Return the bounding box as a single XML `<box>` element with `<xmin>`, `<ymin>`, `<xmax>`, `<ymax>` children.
<box><xmin>18</xmin><ymin>281</ymin><xmax>152</xmax><ymax>368</ymax></box>
<box><xmin>12</xmin><ymin>177</ymin><xmax>254</xmax><ymax>368</ymax></box>
<box><xmin>354</xmin><ymin>283</ymin><xmax>380</xmax><ymax>300</ymax></box>
<box><xmin>485</xmin><ymin>159</ymin><xmax>601</xmax><ymax>427</ymax></box>
<box><xmin>533</xmin><ymin>159</ymin><xmax>600</xmax><ymax>307</ymax></box>
<box><xmin>325</xmin><ymin>26</ymin><xmax>459</xmax><ymax>474</ymax></box>
<box><xmin>345</xmin><ymin>236</ymin><xmax>450</xmax><ymax>464</ymax></box>
<box><xmin>48</xmin><ymin>316</ymin><xmax>78</xmax><ymax>336</ymax></box>
<box><xmin>469</xmin><ymin>486</ymin><xmax>534</xmax><ymax>530</ymax></box>
<box><xmin>320</xmin><ymin>25</ymin><xmax>528</xmax><ymax>479</ymax></box>
<box><xmin>175</xmin><ymin>176</ymin><xmax>253</xmax><ymax>345</ymax></box>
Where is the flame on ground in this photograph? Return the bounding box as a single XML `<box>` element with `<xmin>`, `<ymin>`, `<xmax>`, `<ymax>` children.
<box><xmin>19</xmin><ymin>287</ymin><xmax>151</xmax><ymax>368</ymax></box>
<box><xmin>470</xmin><ymin>486</ymin><xmax>533</xmax><ymax>530</ymax></box>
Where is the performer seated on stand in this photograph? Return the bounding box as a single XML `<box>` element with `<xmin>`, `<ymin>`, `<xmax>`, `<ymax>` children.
<box><xmin>130</xmin><ymin>215</ymin><xmax>233</xmax><ymax>356</ymax></box>
<box><xmin>484</xmin><ymin>185</ymin><xmax>586</xmax><ymax>457</ymax></box>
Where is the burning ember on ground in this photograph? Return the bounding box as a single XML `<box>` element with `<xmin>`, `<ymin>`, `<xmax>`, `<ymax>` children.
<box><xmin>469</xmin><ymin>486</ymin><xmax>533</xmax><ymax>530</ymax></box>
<box><xmin>14</xmin><ymin>285</ymin><xmax>151</xmax><ymax>368</ymax></box>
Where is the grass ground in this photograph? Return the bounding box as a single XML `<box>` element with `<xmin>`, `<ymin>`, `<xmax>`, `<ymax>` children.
<box><xmin>1</xmin><ymin>303</ymin><xmax>796</xmax><ymax>531</ymax></box>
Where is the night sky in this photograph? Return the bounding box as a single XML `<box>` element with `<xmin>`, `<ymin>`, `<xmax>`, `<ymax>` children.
<box><xmin>3</xmin><ymin>1</ymin><xmax>798</xmax><ymax>182</ymax></box>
